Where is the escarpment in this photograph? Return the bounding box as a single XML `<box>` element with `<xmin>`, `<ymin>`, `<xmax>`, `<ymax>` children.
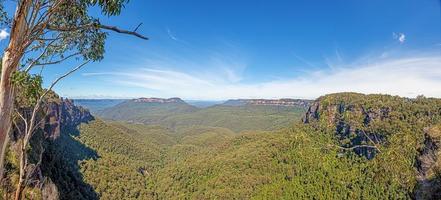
<box><xmin>303</xmin><ymin>92</ymin><xmax>441</xmax><ymax>199</ymax></box>
<box><xmin>43</xmin><ymin>98</ymin><xmax>93</xmax><ymax>139</ymax></box>
<box><xmin>4</xmin><ymin>97</ymin><xmax>95</xmax><ymax>200</ymax></box>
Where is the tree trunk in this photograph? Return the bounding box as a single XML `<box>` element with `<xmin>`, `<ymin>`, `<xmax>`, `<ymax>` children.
<box><xmin>14</xmin><ymin>182</ymin><xmax>24</xmax><ymax>200</ymax></box>
<box><xmin>14</xmin><ymin>146</ymin><xmax>26</xmax><ymax>200</ymax></box>
<box><xmin>0</xmin><ymin>51</ymin><xmax>16</xmax><ymax>179</ymax></box>
<box><xmin>0</xmin><ymin>0</ymin><xmax>32</xmax><ymax>179</ymax></box>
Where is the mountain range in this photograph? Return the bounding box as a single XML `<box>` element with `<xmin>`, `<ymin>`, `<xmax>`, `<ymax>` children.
<box><xmin>4</xmin><ymin>93</ymin><xmax>441</xmax><ymax>199</ymax></box>
<box><xmin>91</xmin><ymin>97</ymin><xmax>309</xmax><ymax>132</ymax></box>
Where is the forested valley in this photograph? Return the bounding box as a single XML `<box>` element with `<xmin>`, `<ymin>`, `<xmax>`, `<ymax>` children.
<box><xmin>3</xmin><ymin>93</ymin><xmax>441</xmax><ymax>199</ymax></box>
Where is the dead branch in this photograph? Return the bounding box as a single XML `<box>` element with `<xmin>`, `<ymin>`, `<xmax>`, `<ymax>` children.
<box><xmin>47</xmin><ymin>23</ymin><xmax>148</xmax><ymax>40</ymax></box>
<box><xmin>25</xmin><ymin>60</ymin><xmax>89</xmax><ymax>146</ymax></box>
<box><xmin>133</xmin><ymin>23</ymin><xmax>142</xmax><ymax>32</ymax></box>
<box><xmin>360</xmin><ymin>130</ymin><xmax>382</xmax><ymax>153</ymax></box>
<box><xmin>332</xmin><ymin>144</ymin><xmax>380</xmax><ymax>151</ymax></box>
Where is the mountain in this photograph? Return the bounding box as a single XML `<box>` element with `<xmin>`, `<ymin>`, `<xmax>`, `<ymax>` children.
<box><xmin>132</xmin><ymin>97</ymin><xmax>185</xmax><ymax>103</ymax></box>
<box><xmin>222</xmin><ymin>98</ymin><xmax>312</xmax><ymax>107</ymax></box>
<box><xmin>97</xmin><ymin>97</ymin><xmax>199</xmax><ymax>124</ymax></box>
<box><xmin>185</xmin><ymin>100</ymin><xmax>225</xmax><ymax>108</ymax></box>
<box><xmin>96</xmin><ymin>97</ymin><xmax>308</xmax><ymax>132</ymax></box>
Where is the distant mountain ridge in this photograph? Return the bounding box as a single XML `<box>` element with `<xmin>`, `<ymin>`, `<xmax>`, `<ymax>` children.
<box><xmin>132</xmin><ymin>97</ymin><xmax>185</xmax><ymax>104</ymax></box>
<box><xmin>94</xmin><ymin>97</ymin><xmax>307</xmax><ymax>132</ymax></box>
<box><xmin>76</xmin><ymin>97</ymin><xmax>312</xmax><ymax>109</ymax></box>
<box><xmin>223</xmin><ymin>98</ymin><xmax>312</xmax><ymax>107</ymax></box>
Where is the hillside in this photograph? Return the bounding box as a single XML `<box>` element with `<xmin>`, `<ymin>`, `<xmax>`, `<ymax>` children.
<box><xmin>96</xmin><ymin>98</ymin><xmax>307</xmax><ymax>132</ymax></box>
<box><xmin>160</xmin><ymin>105</ymin><xmax>305</xmax><ymax>132</ymax></box>
<box><xmin>150</xmin><ymin>93</ymin><xmax>441</xmax><ymax>199</ymax></box>
<box><xmin>5</xmin><ymin>93</ymin><xmax>441</xmax><ymax>199</ymax></box>
<box><xmin>223</xmin><ymin>98</ymin><xmax>311</xmax><ymax>107</ymax></box>
<box><xmin>97</xmin><ymin>98</ymin><xmax>199</xmax><ymax>124</ymax></box>
<box><xmin>44</xmin><ymin>93</ymin><xmax>441</xmax><ymax>199</ymax></box>
<box><xmin>52</xmin><ymin>119</ymin><xmax>240</xmax><ymax>199</ymax></box>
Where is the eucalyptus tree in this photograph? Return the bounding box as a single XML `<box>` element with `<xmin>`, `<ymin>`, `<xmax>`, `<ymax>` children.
<box><xmin>0</xmin><ymin>0</ymin><xmax>147</xmax><ymax>180</ymax></box>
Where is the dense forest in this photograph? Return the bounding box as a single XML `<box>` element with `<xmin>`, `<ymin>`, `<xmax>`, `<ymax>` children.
<box><xmin>4</xmin><ymin>92</ymin><xmax>440</xmax><ymax>199</ymax></box>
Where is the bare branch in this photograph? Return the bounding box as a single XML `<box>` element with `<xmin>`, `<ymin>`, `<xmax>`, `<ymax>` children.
<box><xmin>47</xmin><ymin>23</ymin><xmax>149</xmax><ymax>40</ymax></box>
<box><xmin>13</xmin><ymin>120</ymin><xmax>24</xmax><ymax>138</ymax></box>
<box><xmin>29</xmin><ymin>117</ymin><xmax>45</xmax><ymax>137</ymax></box>
<box><xmin>133</xmin><ymin>23</ymin><xmax>142</xmax><ymax>32</ymax></box>
<box><xmin>360</xmin><ymin>130</ymin><xmax>382</xmax><ymax>153</ymax></box>
<box><xmin>44</xmin><ymin>60</ymin><xmax>90</xmax><ymax>93</ymax></box>
<box><xmin>15</xmin><ymin>109</ymin><xmax>28</xmax><ymax>136</ymax></box>
<box><xmin>99</xmin><ymin>24</ymin><xmax>148</xmax><ymax>40</ymax></box>
<box><xmin>25</xmin><ymin>60</ymin><xmax>90</xmax><ymax>146</ymax></box>
<box><xmin>26</xmin><ymin>141</ymin><xmax>45</xmax><ymax>185</ymax></box>
<box><xmin>332</xmin><ymin>144</ymin><xmax>380</xmax><ymax>151</ymax></box>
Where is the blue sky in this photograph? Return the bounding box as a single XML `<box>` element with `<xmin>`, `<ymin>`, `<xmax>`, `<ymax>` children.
<box><xmin>4</xmin><ymin>0</ymin><xmax>441</xmax><ymax>100</ymax></box>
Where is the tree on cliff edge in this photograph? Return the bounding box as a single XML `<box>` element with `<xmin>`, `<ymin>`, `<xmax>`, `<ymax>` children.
<box><xmin>0</xmin><ymin>0</ymin><xmax>147</xmax><ymax>179</ymax></box>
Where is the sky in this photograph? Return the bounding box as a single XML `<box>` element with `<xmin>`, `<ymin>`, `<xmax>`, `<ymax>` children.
<box><xmin>2</xmin><ymin>0</ymin><xmax>441</xmax><ymax>100</ymax></box>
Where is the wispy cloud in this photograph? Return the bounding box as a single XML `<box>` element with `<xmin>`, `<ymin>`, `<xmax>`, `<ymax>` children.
<box><xmin>166</xmin><ymin>27</ymin><xmax>188</xmax><ymax>44</ymax></box>
<box><xmin>292</xmin><ymin>53</ymin><xmax>316</xmax><ymax>68</ymax></box>
<box><xmin>393</xmin><ymin>32</ymin><xmax>406</xmax><ymax>44</ymax></box>
<box><xmin>0</xmin><ymin>29</ymin><xmax>9</xmax><ymax>41</ymax></box>
<box><xmin>166</xmin><ymin>28</ymin><xmax>178</xmax><ymax>41</ymax></box>
<box><xmin>84</xmin><ymin>53</ymin><xmax>441</xmax><ymax>100</ymax></box>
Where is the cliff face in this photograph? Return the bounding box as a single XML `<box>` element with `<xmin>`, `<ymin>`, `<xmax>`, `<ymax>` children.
<box><xmin>132</xmin><ymin>97</ymin><xmax>184</xmax><ymax>104</ymax></box>
<box><xmin>41</xmin><ymin>98</ymin><xmax>96</xmax><ymax>200</ymax></box>
<box><xmin>6</xmin><ymin>97</ymin><xmax>94</xmax><ymax>200</ymax></box>
<box><xmin>223</xmin><ymin>98</ymin><xmax>312</xmax><ymax>107</ymax></box>
<box><xmin>43</xmin><ymin>98</ymin><xmax>93</xmax><ymax>139</ymax></box>
<box><xmin>303</xmin><ymin>94</ymin><xmax>391</xmax><ymax>125</ymax></box>
<box><xmin>303</xmin><ymin>93</ymin><xmax>393</xmax><ymax>159</ymax></box>
<box><xmin>302</xmin><ymin>92</ymin><xmax>441</xmax><ymax>199</ymax></box>
<box><xmin>303</xmin><ymin>93</ymin><xmax>441</xmax><ymax>158</ymax></box>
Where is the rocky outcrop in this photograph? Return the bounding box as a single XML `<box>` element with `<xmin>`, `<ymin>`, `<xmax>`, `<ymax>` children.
<box><xmin>302</xmin><ymin>101</ymin><xmax>320</xmax><ymax>123</ymax></box>
<box><xmin>301</xmin><ymin>93</ymin><xmax>441</xmax><ymax>199</ymax></box>
<box><xmin>43</xmin><ymin>98</ymin><xmax>93</xmax><ymax>139</ymax></box>
<box><xmin>415</xmin><ymin>125</ymin><xmax>441</xmax><ymax>200</ymax></box>
<box><xmin>223</xmin><ymin>98</ymin><xmax>312</xmax><ymax>107</ymax></box>
<box><xmin>303</xmin><ymin>99</ymin><xmax>390</xmax><ymax>125</ymax></box>
<box><xmin>132</xmin><ymin>97</ymin><xmax>184</xmax><ymax>104</ymax></box>
<box><xmin>41</xmin><ymin>178</ymin><xmax>60</xmax><ymax>200</ymax></box>
<box><xmin>302</xmin><ymin>93</ymin><xmax>395</xmax><ymax>159</ymax></box>
<box><xmin>8</xmin><ymin>97</ymin><xmax>94</xmax><ymax>200</ymax></box>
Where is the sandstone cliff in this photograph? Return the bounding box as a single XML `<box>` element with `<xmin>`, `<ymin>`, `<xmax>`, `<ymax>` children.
<box><xmin>223</xmin><ymin>98</ymin><xmax>312</xmax><ymax>107</ymax></box>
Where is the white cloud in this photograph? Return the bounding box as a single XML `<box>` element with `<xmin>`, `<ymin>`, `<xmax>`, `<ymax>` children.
<box><xmin>166</xmin><ymin>28</ymin><xmax>186</xmax><ymax>43</ymax></box>
<box><xmin>167</xmin><ymin>28</ymin><xmax>178</xmax><ymax>41</ymax></box>
<box><xmin>293</xmin><ymin>53</ymin><xmax>316</xmax><ymax>68</ymax></box>
<box><xmin>393</xmin><ymin>32</ymin><xmax>406</xmax><ymax>44</ymax></box>
<box><xmin>83</xmin><ymin>54</ymin><xmax>441</xmax><ymax>100</ymax></box>
<box><xmin>0</xmin><ymin>29</ymin><xmax>9</xmax><ymax>41</ymax></box>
